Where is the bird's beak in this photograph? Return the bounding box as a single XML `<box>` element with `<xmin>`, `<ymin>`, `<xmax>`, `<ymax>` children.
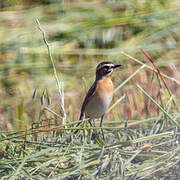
<box><xmin>113</xmin><ymin>64</ymin><xmax>122</xmax><ymax>69</ymax></box>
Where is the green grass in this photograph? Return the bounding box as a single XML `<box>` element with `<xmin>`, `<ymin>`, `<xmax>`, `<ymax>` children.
<box><xmin>0</xmin><ymin>0</ymin><xmax>180</xmax><ymax>179</ymax></box>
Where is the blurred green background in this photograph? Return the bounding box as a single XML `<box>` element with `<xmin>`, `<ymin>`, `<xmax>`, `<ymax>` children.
<box><xmin>0</xmin><ymin>0</ymin><xmax>179</xmax><ymax>131</ymax></box>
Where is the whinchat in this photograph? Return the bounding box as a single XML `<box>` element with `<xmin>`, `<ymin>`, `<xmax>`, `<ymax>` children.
<box><xmin>75</xmin><ymin>61</ymin><xmax>122</xmax><ymax>139</ymax></box>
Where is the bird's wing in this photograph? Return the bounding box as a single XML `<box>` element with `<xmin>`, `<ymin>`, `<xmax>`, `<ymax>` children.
<box><xmin>79</xmin><ymin>82</ymin><xmax>97</xmax><ymax>120</ymax></box>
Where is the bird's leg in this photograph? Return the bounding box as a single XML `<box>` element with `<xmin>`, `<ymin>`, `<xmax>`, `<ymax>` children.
<box><xmin>88</xmin><ymin>119</ymin><xmax>98</xmax><ymax>139</ymax></box>
<box><xmin>100</xmin><ymin>115</ymin><xmax>105</xmax><ymax>139</ymax></box>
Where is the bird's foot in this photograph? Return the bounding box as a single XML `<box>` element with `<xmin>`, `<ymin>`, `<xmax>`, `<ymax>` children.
<box><xmin>91</xmin><ymin>131</ymin><xmax>105</xmax><ymax>146</ymax></box>
<box><xmin>91</xmin><ymin>130</ymin><xmax>98</xmax><ymax>140</ymax></box>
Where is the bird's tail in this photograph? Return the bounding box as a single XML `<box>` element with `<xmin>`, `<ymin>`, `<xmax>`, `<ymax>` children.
<box><xmin>74</xmin><ymin>113</ymin><xmax>83</xmax><ymax>134</ymax></box>
<box><xmin>74</xmin><ymin>122</ymin><xmax>81</xmax><ymax>134</ymax></box>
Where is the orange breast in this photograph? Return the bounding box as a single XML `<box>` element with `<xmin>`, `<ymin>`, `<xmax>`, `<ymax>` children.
<box><xmin>96</xmin><ymin>76</ymin><xmax>114</xmax><ymax>98</ymax></box>
<box><xmin>84</xmin><ymin>76</ymin><xmax>114</xmax><ymax>118</ymax></box>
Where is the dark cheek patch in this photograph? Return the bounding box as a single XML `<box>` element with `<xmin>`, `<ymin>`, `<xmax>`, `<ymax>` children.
<box><xmin>99</xmin><ymin>69</ymin><xmax>105</xmax><ymax>76</ymax></box>
<box><xmin>103</xmin><ymin>69</ymin><xmax>108</xmax><ymax>75</ymax></box>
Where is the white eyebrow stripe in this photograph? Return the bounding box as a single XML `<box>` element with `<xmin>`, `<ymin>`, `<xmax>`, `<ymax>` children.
<box><xmin>97</xmin><ymin>64</ymin><xmax>114</xmax><ymax>70</ymax></box>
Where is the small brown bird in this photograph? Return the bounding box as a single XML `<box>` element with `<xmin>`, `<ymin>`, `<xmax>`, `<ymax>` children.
<box><xmin>75</xmin><ymin>61</ymin><xmax>122</xmax><ymax>139</ymax></box>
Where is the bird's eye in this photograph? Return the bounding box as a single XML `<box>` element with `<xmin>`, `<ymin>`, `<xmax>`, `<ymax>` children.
<box><xmin>103</xmin><ymin>66</ymin><xmax>109</xmax><ymax>69</ymax></box>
